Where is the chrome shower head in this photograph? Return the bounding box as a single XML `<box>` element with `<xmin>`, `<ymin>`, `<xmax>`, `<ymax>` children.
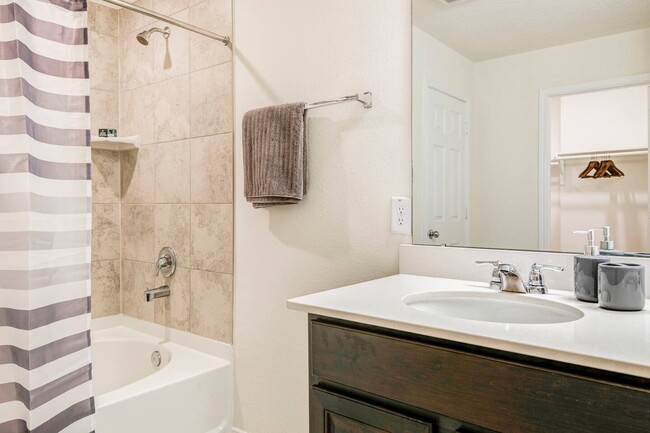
<box><xmin>136</xmin><ymin>26</ymin><xmax>170</xmax><ymax>46</ymax></box>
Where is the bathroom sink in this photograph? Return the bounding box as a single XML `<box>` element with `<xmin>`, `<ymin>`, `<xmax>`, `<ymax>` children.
<box><xmin>403</xmin><ymin>291</ymin><xmax>584</xmax><ymax>324</ymax></box>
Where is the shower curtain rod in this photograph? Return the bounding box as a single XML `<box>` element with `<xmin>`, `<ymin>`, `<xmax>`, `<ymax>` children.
<box><xmin>99</xmin><ymin>0</ymin><xmax>231</xmax><ymax>45</ymax></box>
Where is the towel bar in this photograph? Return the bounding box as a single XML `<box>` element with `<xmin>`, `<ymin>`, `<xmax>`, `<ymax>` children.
<box><xmin>305</xmin><ymin>92</ymin><xmax>373</xmax><ymax>110</ymax></box>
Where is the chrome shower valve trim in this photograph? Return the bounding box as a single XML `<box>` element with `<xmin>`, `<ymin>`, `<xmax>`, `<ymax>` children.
<box><xmin>155</xmin><ymin>246</ymin><xmax>177</xmax><ymax>278</ymax></box>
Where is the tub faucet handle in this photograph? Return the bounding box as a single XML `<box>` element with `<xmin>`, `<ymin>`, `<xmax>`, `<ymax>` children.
<box><xmin>154</xmin><ymin>247</ymin><xmax>177</xmax><ymax>278</ymax></box>
<box><xmin>156</xmin><ymin>256</ymin><xmax>171</xmax><ymax>275</ymax></box>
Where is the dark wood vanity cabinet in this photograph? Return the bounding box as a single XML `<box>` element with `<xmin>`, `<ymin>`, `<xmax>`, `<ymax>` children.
<box><xmin>311</xmin><ymin>388</ymin><xmax>433</xmax><ymax>433</ymax></box>
<box><xmin>308</xmin><ymin>315</ymin><xmax>650</xmax><ymax>433</ymax></box>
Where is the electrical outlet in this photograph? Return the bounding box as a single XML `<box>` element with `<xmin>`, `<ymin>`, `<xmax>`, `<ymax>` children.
<box><xmin>391</xmin><ymin>197</ymin><xmax>411</xmax><ymax>235</ymax></box>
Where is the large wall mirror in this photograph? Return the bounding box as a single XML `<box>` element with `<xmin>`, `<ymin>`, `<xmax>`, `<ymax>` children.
<box><xmin>412</xmin><ymin>0</ymin><xmax>650</xmax><ymax>254</ymax></box>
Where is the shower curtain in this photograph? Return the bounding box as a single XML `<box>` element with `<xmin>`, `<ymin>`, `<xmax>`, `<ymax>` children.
<box><xmin>0</xmin><ymin>0</ymin><xmax>94</xmax><ymax>432</ymax></box>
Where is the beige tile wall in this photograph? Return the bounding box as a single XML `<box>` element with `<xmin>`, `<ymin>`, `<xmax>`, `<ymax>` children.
<box><xmin>89</xmin><ymin>3</ymin><xmax>121</xmax><ymax>319</ymax></box>
<box><xmin>117</xmin><ymin>0</ymin><xmax>234</xmax><ymax>343</ymax></box>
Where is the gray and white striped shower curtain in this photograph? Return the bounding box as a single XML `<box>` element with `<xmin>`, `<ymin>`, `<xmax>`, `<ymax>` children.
<box><xmin>0</xmin><ymin>0</ymin><xmax>94</xmax><ymax>432</ymax></box>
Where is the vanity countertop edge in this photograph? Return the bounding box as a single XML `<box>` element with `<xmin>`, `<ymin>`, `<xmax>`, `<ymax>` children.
<box><xmin>287</xmin><ymin>274</ymin><xmax>650</xmax><ymax>379</ymax></box>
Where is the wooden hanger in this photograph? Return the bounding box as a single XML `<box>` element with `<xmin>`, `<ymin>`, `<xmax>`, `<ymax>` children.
<box><xmin>594</xmin><ymin>160</ymin><xmax>625</xmax><ymax>179</ymax></box>
<box><xmin>578</xmin><ymin>160</ymin><xmax>601</xmax><ymax>179</ymax></box>
<box><xmin>607</xmin><ymin>160</ymin><xmax>625</xmax><ymax>177</ymax></box>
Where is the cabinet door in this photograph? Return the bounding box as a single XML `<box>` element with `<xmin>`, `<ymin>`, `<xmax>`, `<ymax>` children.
<box><xmin>311</xmin><ymin>387</ymin><xmax>433</xmax><ymax>433</ymax></box>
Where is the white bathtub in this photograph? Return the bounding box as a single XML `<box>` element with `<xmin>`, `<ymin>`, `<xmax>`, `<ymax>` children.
<box><xmin>91</xmin><ymin>315</ymin><xmax>233</xmax><ymax>433</ymax></box>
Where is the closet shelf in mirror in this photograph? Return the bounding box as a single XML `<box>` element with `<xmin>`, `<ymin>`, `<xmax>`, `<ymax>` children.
<box><xmin>551</xmin><ymin>147</ymin><xmax>648</xmax><ymax>163</ymax></box>
<box><xmin>550</xmin><ymin>148</ymin><xmax>647</xmax><ymax>185</ymax></box>
<box><xmin>90</xmin><ymin>136</ymin><xmax>140</xmax><ymax>151</ymax></box>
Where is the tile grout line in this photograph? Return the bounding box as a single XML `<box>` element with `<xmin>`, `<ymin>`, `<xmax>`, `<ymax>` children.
<box><xmin>135</xmin><ymin>131</ymin><xmax>234</xmax><ymax>148</ymax></box>
<box><xmin>188</xmin><ymin>96</ymin><xmax>195</xmax><ymax>333</ymax></box>
<box><xmin>117</xmin><ymin>3</ymin><xmax>124</xmax><ymax>318</ymax></box>
<box><xmin>120</xmin><ymin>60</ymin><xmax>233</xmax><ymax>93</ymax></box>
<box><xmin>121</xmin><ymin>258</ymin><xmax>233</xmax><ymax>277</ymax></box>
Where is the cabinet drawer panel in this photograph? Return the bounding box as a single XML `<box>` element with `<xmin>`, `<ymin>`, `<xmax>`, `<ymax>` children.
<box><xmin>311</xmin><ymin>387</ymin><xmax>433</xmax><ymax>433</ymax></box>
<box><xmin>310</xmin><ymin>320</ymin><xmax>650</xmax><ymax>433</ymax></box>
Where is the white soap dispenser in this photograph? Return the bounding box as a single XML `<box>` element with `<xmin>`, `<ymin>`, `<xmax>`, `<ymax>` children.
<box><xmin>573</xmin><ymin>229</ymin><xmax>611</xmax><ymax>302</ymax></box>
<box><xmin>597</xmin><ymin>226</ymin><xmax>625</xmax><ymax>256</ymax></box>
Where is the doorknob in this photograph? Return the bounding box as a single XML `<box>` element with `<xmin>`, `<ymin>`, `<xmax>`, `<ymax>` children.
<box><xmin>428</xmin><ymin>229</ymin><xmax>440</xmax><ymax>239</ymax></box>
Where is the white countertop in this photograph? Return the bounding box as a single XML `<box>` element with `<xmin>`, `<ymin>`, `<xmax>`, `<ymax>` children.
<box><xmin>287</xmin><ymin>274</ymin><xmax>650</xmax><ymax>379</ymax></box>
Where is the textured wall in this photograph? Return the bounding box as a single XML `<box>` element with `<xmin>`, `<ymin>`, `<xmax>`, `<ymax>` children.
<box><xmin>117</xmin><ymin>0</ymin><xmax>234</xmax><ymax>342</ymax></box>
<box><xmin>232</xmin><ymin>1</ymin><xmax>412</xmax><ymax>432</ymax></box>
<box><xmin>89</xmin><ymin>3</ymin><xmax>121</xmax><ymax>318</ymax></box>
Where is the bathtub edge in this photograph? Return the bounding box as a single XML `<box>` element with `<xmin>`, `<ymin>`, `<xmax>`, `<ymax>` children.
<box><xmin>92</xmin><ymin>314</ymin><xmax>233</xmax><ymax>362</ymax></box>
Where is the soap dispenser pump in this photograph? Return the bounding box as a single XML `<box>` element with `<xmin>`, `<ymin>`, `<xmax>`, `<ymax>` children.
<box><xmin>598</xmin><ymin>226</ymin><xmax>625</xmax><ymax>256</ymax></box>
<box><xmin>573</xmin><ymin>229</ymin><xmax>610</xmax><ymax>302</ymax></box>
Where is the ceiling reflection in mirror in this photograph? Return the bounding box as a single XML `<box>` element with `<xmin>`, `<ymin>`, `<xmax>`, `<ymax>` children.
<box><xmin>412</xmin><ymin>0</ymin><xmax>650</xmax><ymax>255</ymax></box>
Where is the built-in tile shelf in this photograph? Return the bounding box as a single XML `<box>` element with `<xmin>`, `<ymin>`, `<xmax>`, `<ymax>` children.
<box><xmin>90</xmin><ymin>135</ymin><xmax>140</xmax><ymax>151</ymax></box>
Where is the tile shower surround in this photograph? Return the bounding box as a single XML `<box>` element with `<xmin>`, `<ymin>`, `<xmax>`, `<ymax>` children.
<box><xmin>89</xmin><ymin>4</ymin><xmax>121</xmax><ymax>319</ymax></box>
<box><xmin>89</xmin><ymin>0</ymin><xmax>234</xmax><ymax>343</ymax></box>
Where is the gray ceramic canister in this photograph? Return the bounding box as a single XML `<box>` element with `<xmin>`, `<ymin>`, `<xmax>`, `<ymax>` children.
<box><xmin>598</xmin><ymin>263</ymin><xmax>646</xmax><ymax>311</ymax></box>
<box><xmin>574</xmin><ymin>255</ymin><xmax>610</xmax><ymax>302</ymax></box>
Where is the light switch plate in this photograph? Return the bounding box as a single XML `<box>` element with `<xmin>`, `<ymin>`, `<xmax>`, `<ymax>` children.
<box><xmin>391</xmin><ymin>197</ymin><xmax>411</xmax><ymax>235</ymax></box>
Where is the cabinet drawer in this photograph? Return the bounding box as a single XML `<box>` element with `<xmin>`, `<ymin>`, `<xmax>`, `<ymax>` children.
<box><xmin>311</xmin><ymin>387</ymin><xmax>433</xmax><ymax>433</ymax></box>
<box><xmin>310</xmin><ymin>320</ymin><xmax>650</xmax><ymax>433</ymax></box>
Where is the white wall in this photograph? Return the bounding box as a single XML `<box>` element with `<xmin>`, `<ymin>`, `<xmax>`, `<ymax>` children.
<box><xmin>470</xmin><ymin>28</ymin><xmax>650</xmax><ymax>250</ymax></box>
<box><xmin>232</xmin><ymin>2</ymin><xmax>412</xmax><ymax>433</ymax></box>
<box><xmin>412</xmin><ymin>26</ymin><xmax>475</xmax><ymax>244</ymax></box>
<box><xmin>560</xmin><ymin>86</ymin><xmax>648</xmax><ymax>153</ymax></box>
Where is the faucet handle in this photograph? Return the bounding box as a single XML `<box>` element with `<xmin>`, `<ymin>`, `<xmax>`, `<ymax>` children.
<box><xmin>476</xmin><ymin>261</ymin><xmax>502</xmax><ymax>290</ymax></box>
<box><xmin>527</xmin><ymin>263</ymin><xmax>564</xmax><ymax>294</ymax></box>
<box><xmin>154</xmin><ymin>246</ymin><xmax>177</xmax><ymax>278</ymax></box>
<box><xmin>476</xmin><ymin>260</ymin><xmax>502</xmax><ymax>275</ymax></box>
<box><xmin>475</xmin><ymin>260</ymin><xmax>501</xmax><ymax>267</ymax></box>
<box><xmin>531</xmin><ymin>263</ymin><xmax>564</xmax><ymax>273</ymax></box>
<box><xmin>155</xmin><ymin>255</ymin><xmax>171</xmax><ymax>276</ymax></box>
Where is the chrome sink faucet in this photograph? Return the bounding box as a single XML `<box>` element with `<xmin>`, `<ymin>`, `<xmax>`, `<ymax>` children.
<box><xmin>496</xmin><ymin>264</ymin><xmax>528</xmax><ymax>293</ymax></box>
<box><xmin>476</xmin><ymin>261</ymin><xmax>564</xmax><ymax>294</ymax></box>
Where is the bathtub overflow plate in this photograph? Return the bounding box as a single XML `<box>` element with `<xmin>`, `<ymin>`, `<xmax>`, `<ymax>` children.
<box><xmin>151</xmin><ymin>350</ymin><xmax>162</xmax><ymax>367</ymax></box>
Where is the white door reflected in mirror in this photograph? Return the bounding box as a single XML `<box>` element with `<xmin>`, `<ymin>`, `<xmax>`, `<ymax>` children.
<box><xmin>415</xmin><ymin>86</ymin><xmax>468</xmax><ymax>246</ymax></box>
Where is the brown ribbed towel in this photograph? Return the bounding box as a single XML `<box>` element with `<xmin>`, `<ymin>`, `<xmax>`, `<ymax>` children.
<box><xmin>243</xmin><ymin>103</ymin><xmax>307</xmax><ymax>208</ymax></box>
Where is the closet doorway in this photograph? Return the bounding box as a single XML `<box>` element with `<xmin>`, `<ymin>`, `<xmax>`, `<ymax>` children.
<box><xmin>540</xmin><ymin>75</ymin><xmax>650</xmax><ymax>252</ymax></box>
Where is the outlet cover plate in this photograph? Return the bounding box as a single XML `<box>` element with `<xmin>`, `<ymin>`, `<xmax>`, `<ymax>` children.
<box><xmin>391</xmin><ymin>197</ymin><xmax>411</xmax><ymax>235</ymax></box>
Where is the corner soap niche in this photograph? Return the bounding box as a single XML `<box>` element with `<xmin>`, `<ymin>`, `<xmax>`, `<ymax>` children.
<box><xmin>90</xmin><ymin>135</ymin><xmax>140</xmax><ymax>151</ymax></box>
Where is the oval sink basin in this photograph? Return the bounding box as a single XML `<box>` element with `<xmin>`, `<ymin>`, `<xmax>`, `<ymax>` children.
<box><xmin>403</xmin><ymin>291</ymin><xmax>584</xmax><ymax>324</ymax></box>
